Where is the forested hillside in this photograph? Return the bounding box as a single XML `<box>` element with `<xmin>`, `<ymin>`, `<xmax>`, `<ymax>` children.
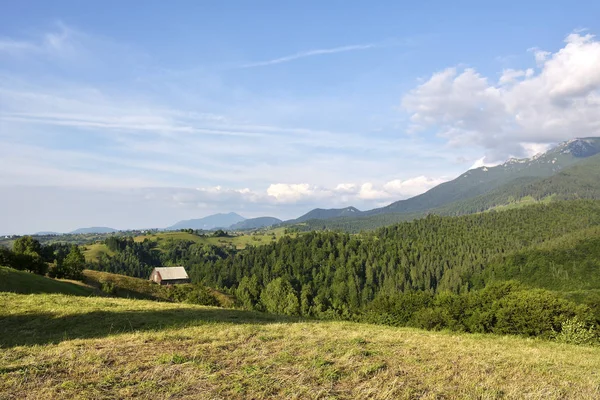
<box><xmin>77</xmin><ymin>200</ymin><xmax>600</xmax><ymax>337</ymax></box>
<box><xmin>189</xmin><ymin>201</ymin><xmax>600</xmax><ymax>302</ymax></box>
<box><xmin>438</xmin><ymin>152</ymin><xmax>600</xmax><ymax>215</ymax></box>
<box><xmin>294</xmin><ymin>151</ymin><xmax>600</xmax><ymax>233</ymax></box>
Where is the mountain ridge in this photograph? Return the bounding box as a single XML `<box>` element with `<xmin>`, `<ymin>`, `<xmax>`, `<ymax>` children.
<box><xmin>229</xmin><ymin>217</ymin><xmax>282</xmax><ymax>230</ymax></box>
<box><xmin>168</xmin><ymin>212</ymin><xmax>246</xmax><ymax>231</ymax></box>
<box><xmin>70</xmin><ymin>227</ymin><xmax>118</xmax><ymax>234</ymax></box>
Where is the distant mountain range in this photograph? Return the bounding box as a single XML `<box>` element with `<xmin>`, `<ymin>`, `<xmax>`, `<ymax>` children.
<box><xmin>168</xmin><ymin>212</ymin><xmax>246</xmax><ymax>231</ymax></box>
<box><xmin>31</xmin><ymin>137</ymin><xmax>600</xmax><ymax>236</ymax></box>
<box><xmin>293</xmin><ymin>137</ymin><xmax>600</xmax><ymax>232</ymax></box>
<box><xmin>291</xmin><ymin>207</ymin><xmax>362</xmax><ymax>223</ymax></box>
<box><xmin>229</xmin><ymin>217</ymin><xmax>282</xmax><ymax>230</ymax></box>
<box><xmin>70</xmin><ymin>227</ymin><xmax>118</xmax><ymax>234</ymax></box>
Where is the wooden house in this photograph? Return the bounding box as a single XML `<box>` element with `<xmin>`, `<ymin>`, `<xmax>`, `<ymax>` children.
<box><xmin>149</xmin><ymin>266</ymin><xmax>190</xmax><ymax>285</ymax></box>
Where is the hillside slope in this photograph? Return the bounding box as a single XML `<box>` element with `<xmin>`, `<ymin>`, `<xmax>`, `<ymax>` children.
<box><xmin>438</xmin><ymin>152</ymin><xmax>600</xmax><ymax>215</ymax></box>
<box><xmin>188</xmin><ymin>200</ymin><xmax>600</xmax><ymax>320</ymax></box>
<box><xmin>367</xmin><ymin>137</ymin><xmax>600</xmax><ymax>216</ymax></box>
<box><xmin>291</xmin><ymin>206</ymin><xmax>362</xmax><ymax>223</ymax></box>
<box><xmin>0</xmin><ymin>265</ymin><xmax>93</xmax><ymax>296</ymax></box>
<box><xmin>475</xmin><ymin>226</ymin><xmax>600</xmax><ymax>292</ymax></box>
<box><xmin>229</xmin><ymin>216</ymin><xmax>282</xmax><ymax>230</ymax></box>
<box><xmin>2</xmin><ymin>292</ymin><xmax>600</xmax><ymax>399</ymax></box>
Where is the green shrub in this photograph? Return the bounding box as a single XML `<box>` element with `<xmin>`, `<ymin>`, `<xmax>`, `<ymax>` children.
<box><xmin>100</xmin><ymin>280</ymin><xmax>117</xmax><ymax>295</ymax></box>
<box><xmin>411</xmin><ymin>307</ymin><xmax>450</xmax><ymax>331</ymax></box>
<box><xmin>493</xmin><ymin>289</ymin><xmax>585</xmax><ymax>337</ymax></box>
<box><xmin>554</xmin><ymin>317</ymin><xmax>598</xmax><ymax>345</ymax></box>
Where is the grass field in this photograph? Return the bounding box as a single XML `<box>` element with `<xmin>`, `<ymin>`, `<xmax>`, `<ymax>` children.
<box><xmin>133</xmin><ymin>228</ymin><xmax>289</xmax><ymax>249</ymax></box>
<box><xmin>0</xmin><ymin>266</ymin><xmax>93</xmax><ymax>296</ymax></box>
<box><xmin>2</xmin><ymin>292</ymin><xmax>600</xmax><ymax>399</ymax></box>
<box><xmin>83</xmin><ymin>243</ymin><xmax>116</xmax><ymax>262</ymax></box>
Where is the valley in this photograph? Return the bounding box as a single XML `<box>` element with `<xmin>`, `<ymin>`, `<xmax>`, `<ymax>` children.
<box><xmin>3</xmin><ymin>138</ymin><xmax>600</xmax><ymax>398</ymax></box>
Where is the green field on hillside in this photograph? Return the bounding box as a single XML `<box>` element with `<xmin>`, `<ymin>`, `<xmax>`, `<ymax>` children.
<box><xmin>2</xmin><ymin>292</ymin><xmax>600</xmax><ymax>399</ymax></box>
<box><xmin>0</xmin><ymin>266</ymin><xmax>93</xmax><ymax>296</ymax></box>
<box><xmin>134</xmin><ymin>228</ymin><xmax>288</xmax><ymax>248</ymax></box>
<box><xmin>81</xmin><ymin>229</ymin><xmax>290</xmax><ymax>264</ymax></box>
<box><xmin>82</xmin><ymin>243</ymin><xmax>116</xmax><ymax>262</ymax></box>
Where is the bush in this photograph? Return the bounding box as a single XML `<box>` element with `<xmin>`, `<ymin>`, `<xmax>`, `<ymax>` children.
<box><xmin>493</xmin><ymin>289</ymin><xmax>585</xmax><ymax>337</ymax></box>
<box><xmin>411</xmin><ymin>307</ymin><xmax>450</xmax><ymax>331</ymax></box>
<box><xmin>100</xmin><ymin>280</ymin><xmax>117</xmax><ymax>295</ymax></box>
<box><xmin>554</xmin><ymin>317</ymin><xmax>598</xmax><ymax>345</ymax></box>
<box><xmin>166</xmin><ymin>285</ymin><xmax>219</xmax><ymax>306</ymax></box>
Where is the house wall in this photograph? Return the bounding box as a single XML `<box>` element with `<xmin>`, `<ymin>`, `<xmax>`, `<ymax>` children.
<box><xmin>159</xmin><ymin>279</ymin><xmax>191</xmax><ymax>286</ymax></box>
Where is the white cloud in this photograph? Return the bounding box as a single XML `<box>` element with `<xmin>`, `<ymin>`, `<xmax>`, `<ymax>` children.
<box><xmin>358</xmin><ymin>183</ymin><xmax>389</xmax><ymax>200</ymax></box>
<box><xmin>0</xmin><ymin>22</ymin><xmax>77</xmax><ymax>56</ymax></box>
<box><xmin>239</xmin><ymin>43</ymin><xmax>379</xmax><ymax>68</ymax></box>
<box><xmin>403</xmin><ymin>32</ymin><xmax>600</xmax><ymax>162</ymax></box>
<box><xmin>383</xmin><ymin>176</ymin><xmax>449</xmax><ymax>197</ymax></box>
<box><xmin>334</xmin><ymin>183</ymin><xmax>357</xmax><ymax>193</ymax></box>
<box><xmin>498</xmin><ymin>68</ymin><xmax>534</xmax><ymax>85</ymax></box>
<box><xmin>266</xmin><ymin>183</ymin><xmax>325</xmax><ymax>202</ymax></box>
<box><xmin>529</xmin><ymin>47</ymin><xmax>551</xmax><ymax>66</ymax></box>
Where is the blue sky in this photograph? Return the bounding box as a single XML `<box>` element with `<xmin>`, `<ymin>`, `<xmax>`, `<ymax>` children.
<box><xmin>1</xmin><ymin>1</ymin><xmax>600</xmax><ymax>233</ymax></box>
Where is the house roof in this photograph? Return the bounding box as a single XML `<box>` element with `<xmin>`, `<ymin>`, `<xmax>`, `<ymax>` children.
<box><xmin>153</xmin><ymin>266</ymin><xmax>189</xmax><ymax>280</ymax></box>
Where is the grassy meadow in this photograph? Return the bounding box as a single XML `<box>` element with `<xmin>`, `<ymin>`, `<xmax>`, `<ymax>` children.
<box><xmin>83</xmin><ymin>243</ymin><xmax>115</xmax><ymax>263</ymax></box>
<box><xmin>83</xmin><ymin>228</ymin><xmax>292</xmax><ymax>264</ymax></box>
<box><xmin>2</xmin><ymin>291</ymin><xmax>600</xmax><ymax>399</ymax></box>
<box><xmin>0</xmin><ymin>266</ymin><xmax>93</xmax><ymax>296</ymax></box>
<box><xmin>133</xmin><ymin>228</ymin><xmax>289</xmax><ymax>249</ymax></box>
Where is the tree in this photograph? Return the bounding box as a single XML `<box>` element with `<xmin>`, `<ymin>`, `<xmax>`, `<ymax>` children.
<box><xmin>13</xmin><ymin>236</ymin><xmax>42</xmax><ymax>255</ymax></box>
<box><xmin>236</xmin><ymin>276</ymin><xmax>261</xmax><ymax>310</ymax></box>
<box><xmin>51</xmin><ymin>245</ymin><xmax>85</xmax><ymax>280</ymax></box>
<box><xmin>10</xmin><ymin>236</ymin><xmax>47</xmax><ymax>275</ymax></box>
<box><xmin>260</xmin><ymin>277</ymin><xmax>300</xmax><ymax>316</ymax></box>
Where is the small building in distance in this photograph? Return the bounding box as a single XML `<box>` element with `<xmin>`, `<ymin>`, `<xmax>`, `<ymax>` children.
<box><xmin>149</xmin><ymin>266</ymin><xmax>190</xmax><ymax>285</ymax></box>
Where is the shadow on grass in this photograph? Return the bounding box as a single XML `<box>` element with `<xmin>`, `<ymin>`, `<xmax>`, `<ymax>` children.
<box><xmin>0</xmin><ymin>307</ymin><xmax>297</xmax><ymax>348</ymax></box>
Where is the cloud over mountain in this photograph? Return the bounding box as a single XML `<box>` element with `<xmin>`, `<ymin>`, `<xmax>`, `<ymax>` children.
<box><xmin>402</xmin><ymin>32</ymin><xmax>600</xmax><ymax>163</ymax></box>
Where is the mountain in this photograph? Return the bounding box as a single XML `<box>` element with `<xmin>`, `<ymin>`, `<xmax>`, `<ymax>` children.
<box><xmin>291</xmin><ymin>206</ymin><xmax>362</xmax><ymax>223</ymax></box>
<box><xmin>168</xmin><ymin>212</ymin><xmax>246</xmax><ymax>231</ymax></box>
<box><xmin>367</xmin><ymin>137</ymin><xmax>600</xmax><ymax>216</ymax></box>
<box><xmin>229</xmin><ymin>217</ymin><xmax>282</xmax><ymax>230</ymax></box>
<box><xmin>70</xmin><ymin>227</ymin><xmax>118</xmax><ymax>234</ymax></box>
<box><xmin>290</xmin><ymin>138</ymin><xmax>600</xmax><ymax>232</ymax></box>
<box><xmin>438</xmin><ymin>150</ymin><xmax>600</xmax><ymax>215</ymax></box>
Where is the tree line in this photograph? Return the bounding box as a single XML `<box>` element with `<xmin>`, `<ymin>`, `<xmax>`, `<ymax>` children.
<box><xmin>0</xmin><ymin>236</ymin><xmax>85</xmax><ymax>279</ymax></box>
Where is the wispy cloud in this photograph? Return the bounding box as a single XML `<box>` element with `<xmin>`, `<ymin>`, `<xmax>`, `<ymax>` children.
<box><xmin>238</xmin><ymin>42</ymin><xmax>383</xmax><ymax>68</ymax></box>
<box><xmin>0</xmin><ymin>21</ymin><xmax>74</xmax><ymax>55</ymax></box>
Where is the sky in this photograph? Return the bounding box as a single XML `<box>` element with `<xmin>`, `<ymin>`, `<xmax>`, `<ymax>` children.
<box><xmin>1</xmin><ymin>1</ymin><xmax>600</xmax><ymax>234</ymax></box>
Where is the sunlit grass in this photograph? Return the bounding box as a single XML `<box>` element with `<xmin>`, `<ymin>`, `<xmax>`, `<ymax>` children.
<box><xmin>1</xmin><ymin>293</ymin><xmax>600</xmax><ymax>399</ymax></box>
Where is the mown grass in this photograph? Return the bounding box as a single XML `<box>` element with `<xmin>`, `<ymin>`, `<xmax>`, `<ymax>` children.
<box><xmin>0</xmin><ymin>266</ymin><xmax>93</xmax><ymax>296</ymax></box>
<box><xmin>2</xmin><ymin>293</ymin><xmax>600</xmax><ymax>399</ymax></box>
